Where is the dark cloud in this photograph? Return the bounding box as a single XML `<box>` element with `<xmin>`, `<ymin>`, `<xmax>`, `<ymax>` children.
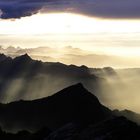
<box><xmin>0</xmin><ymin>0</ymin><xmax>46</xmax><ymax>19</ymax></box>
<box><xmin>0</xmin><ymin>0</ymin><xmax>140</xmax><ymax>19</ymax></box>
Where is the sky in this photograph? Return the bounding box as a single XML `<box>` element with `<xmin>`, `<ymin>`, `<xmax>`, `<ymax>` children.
<box><xmin>0</xmin><ymin>0</ymin><xmax>140</xmax><ymax>67</ymax></box>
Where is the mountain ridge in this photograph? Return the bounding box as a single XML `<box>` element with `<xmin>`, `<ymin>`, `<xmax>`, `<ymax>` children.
<box><xmin>0</xmin><ymin>53</ymin><xmax>104</xmax><ymax>103</ymax></box>
<box><xmin>0</xmin><ymin>83</ymin><xmax>112</xmax><ymax>132</ymax></box>
<box><xmin>0</xmin><ymin>82</ymin><xmax>138</xmax><ymax>139</ymax></box>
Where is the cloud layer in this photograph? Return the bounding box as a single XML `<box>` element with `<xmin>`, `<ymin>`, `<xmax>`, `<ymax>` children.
<box><xmin>0</xmin><ymin>0</ymin><xmax>140</xmax><ymax>19</ymax></box>
<box><xmin>1</xmin><ymin>46</ymin><xmax>139</xmax><ymax>68</ymax></box>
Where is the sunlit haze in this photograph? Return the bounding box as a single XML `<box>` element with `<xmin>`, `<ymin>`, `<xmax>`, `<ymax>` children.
<box><xmin>0</xmin><ymin>13</ymin><xmax>140</xmax><ymax>67</ymax></box>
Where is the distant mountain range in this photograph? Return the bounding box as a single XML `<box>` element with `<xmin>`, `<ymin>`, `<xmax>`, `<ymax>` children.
<box><xmin>0</xmin><ymin>53</ymin><xmax>139</xmax><ymax>114</ymax></box>
<box><xmin>0</xmin><ymin>83</ymin><xmax>139</xmax><ymax>139</ymax></box>
<box><xmin>113</xmin><ymin>109</ymin><xmax>140</xmax><ymax>125</ymax></box>
<box><xmin>0</xmin><ymin>53</ymin><xmax>105</xmax><ymax>103</ymax></box>
<box><xmin>0</xmin><ymin>46</ymin><xmax>139</xmax><ymax>68</ymax></box>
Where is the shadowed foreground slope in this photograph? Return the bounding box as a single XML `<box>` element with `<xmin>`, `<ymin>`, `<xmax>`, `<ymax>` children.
<box><xmin>0</xmin><ymin>83</ymin><xmax>111</xmax><ymax>132</ymax></box>
<box><xmin>0</xmin><ymin>84</ymin><xmax>139</xmax><ymax>139</ymax></box>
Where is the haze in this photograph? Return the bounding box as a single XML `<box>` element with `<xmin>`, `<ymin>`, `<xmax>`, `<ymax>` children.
<box><xmin>0</xmin><ymin>13</ymin><xmax>140</xmax><ymax>68</ymax></box>
<box><xmin>0</xmin><ymin>0</ymin><xmax>140</xmax><ymax>112</ymax></box>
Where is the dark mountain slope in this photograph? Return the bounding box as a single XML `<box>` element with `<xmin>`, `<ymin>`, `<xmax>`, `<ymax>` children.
<box><xmin>0</xmin><ymin>126</ymin><xmax>51</xmax><ymax>140</ymax></box>
<box><xmin>113</xmin><ymin>109</ymin><xmax>140</xmax><ymax>125</ymax></box>
<box><xmin>0</xmin><ymin>83</ymin><xmax>138</xmax><ymax>139</ymax></box>
<box><xmin>0</xmin><ymin>116</ymin><xmax>140</xmax><ymax>140</ymax></box>
<box><xmin>46</xmin><ymin>116</ymin><xmax>140</xmax><ymax>140</ymax></box>
<box><xmin>0</xmin><ymin>54</ymin><xmax>11</xmax><ymax>62</ymax></box>
<box><xmin>0</xmin><ymin>53</ymin><xmax>97</xmax><ymax>78</ymax></box>
<box><xmin>0</xmin><ymin>83</ymin><xmax>111</xmax><ymax>132</ymax></box>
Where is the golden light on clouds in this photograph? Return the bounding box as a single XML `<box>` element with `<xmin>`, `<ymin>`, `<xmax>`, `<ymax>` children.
<box><xmin>0</xmin><ymin>12</ymin><xmax>140</xmax><ymax>67</ymax></box>
<box><xmin>0</xmin><ymin>13</ymin><xmax>140</xmax><ymax>34</ymax></box>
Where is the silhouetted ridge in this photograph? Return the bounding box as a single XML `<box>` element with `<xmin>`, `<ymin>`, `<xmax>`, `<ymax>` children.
<box><xmin>0</xmin><ymin>53</ymin><xmax>103</xmax><ymax>101</ymax></box>
<box><xmin>0</xmin><ymin>54</ymin><xmax>7</xmax><ymax>61</ymax></box>
<box><xmin>113</xmin><ymin>109</ymin><xmax>140</xmax><ymax>125</ymax></box>
<box><xmin>52</xmin><ymin>83</ymin><xmax>90</xmax><ymax>96</ymax></box>
<box><xmin>49</xmin><ymin>83</ymin><xmax>102</xmax><ymax>107</ymax></box>
<box><xmin>0</xmin><ymin>83</ymin><xmax>111</xmax><ymax>132</ymax></box>
<box><xmin>0</xmin><ymin>53</ymin><xmax>11</xmax><ymax>62</ymax></box>
<box><xmin>14</xmin><ymin>53</ymin><xmax>32</xmax><ymax>62</ymax></box>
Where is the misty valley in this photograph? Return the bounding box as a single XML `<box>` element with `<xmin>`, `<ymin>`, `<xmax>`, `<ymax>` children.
<box><xmin>0</xmin><ymin>54</ymin><xmax>139</xmax><ymax>139</ymax></box>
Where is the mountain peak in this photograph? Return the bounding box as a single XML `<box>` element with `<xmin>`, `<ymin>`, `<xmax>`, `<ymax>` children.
<box><xmin>0</xmin><ymin>53</ymin><xmax>7</xmax><ymax>59</ymax></box>
<box><xmin>71</xmin><ymin>83</ymin><xmax>84</xmax><ymax>89</ymax></box>
<box><xmin>48</xmin><ymin>83</ymin><xmax>108</xmax><ymax>115</ymax></box>
<box><xmin>14</xmin><ymin>53</ymin><xmax>32</xmax><ymax>62</ymax></box>
<box><xmin>0</xmin><ymin>83</ymin><xmax>112</xmax><ymax>131</ymax></box>
<box><xmin>53</xmin><ymin>83</ymin><xmax>90</xmax><ymax>98</ymax></box>
<box><xmin>20</xmin><ymin>53</ymin><xmax>31</xmax><ymax>59</ymax></box>
<box><xmin>0</xmin><ymin>53</ymin><xmax>11</xmax><ymax>62</ymax></box>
